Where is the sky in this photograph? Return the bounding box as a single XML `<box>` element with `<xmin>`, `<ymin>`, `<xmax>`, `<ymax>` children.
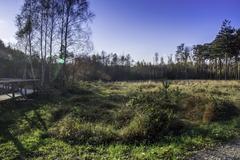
<box><xmin>0</xmin><ymin>0</ymin><xmax>23</xmax><ymax>43</ymax></box>
<box><xmin>0</xmin><ymin>0</ymin><xmax>240</xmax><ymax>62</ymax></box>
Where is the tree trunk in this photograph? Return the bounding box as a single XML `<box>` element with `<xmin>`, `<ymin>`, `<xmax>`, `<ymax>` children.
<box><xmin>49</xmin><ymin>15</ymin><xmax>54</xmax><ymax>83</ymax></box>
<box><xmin>43</xmin><ymin>11</ymin><xmax>49</xmax><ymax>86</ymax></box>
<box><xmin>238</xmin><ymin>60</ymin><xmax>240</xmax><ymax>80</ymax></box>
<box><xmin>28</xmin><ymin>33</ymin><xmax>35</xmax><ymax>79</ymax></box>
<box><xmin>62</xmin><ymin>5</ymin><xmax>70</xmax><ymax>87</ymax></box>
<box><xmin>219</xmin><ymin>57</ymin><xmax>222</xmax><ymax>80</ymax></box>
<box><xmin>40</xmin><ymin>11</ymin><xmax>44</xmax><ymax>86</ymax></box>
<box><xmin>236</xmin><ymin>56</ymin><xmax>240</xmax><ymax>80</ymax></box>
<box><xmin>224</xmin><ymin>53</ymin><xmax>227</xmax><ymax>80</ymax></box>
<box><xmin>215</xmin><ymin>58</ymin><xmax>218</xmax><ymax>79</ymax></box>
<box><xmin>28</xmin><ymin>1</ymin><xmax>35</xmax><ymax>80</ymax></box>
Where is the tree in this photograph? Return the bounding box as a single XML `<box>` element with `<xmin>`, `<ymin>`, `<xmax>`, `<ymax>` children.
<box><xmin>175</xmin><ymin>43</ymin><xmax>190</xmax><ymax>78</ymax></box>
<box><xmin>0</xmin><ymin>39</ymin><xmax>5</xmax><ymax>48</ymax></box>
<box><xmin>16</xmin><ymin>0</ymin><xmax>38</xmax><ymax>79</ymax></box>
<box><xmin>154</xmin><ymin>52</ymin><xmax>159</xmax><ymax>64</ymax></box>
<box><xmin>213</xmin><ymin>20</ymin><xmax>235</xmax><ymax>80</ymax></box>
<box><xmin>16</xmin><ymin>0</ymin><xmax>94</xmax><ymax>87</ymax></box>
<box><xmin>233</xmin><ymin>29</ymin><xmax>240</xmax><ymax>79</ymax></box>
<box><xmin>57</xmin><ymin>0</ymin><xmax>94</xmax><ymax>85</ymax></box>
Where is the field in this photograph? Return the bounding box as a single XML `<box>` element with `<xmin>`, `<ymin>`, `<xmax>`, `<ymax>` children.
<box><xmin>0</xmin><ymin>80</ymin><xmax>240</xmax><ymax>160</ymax></box>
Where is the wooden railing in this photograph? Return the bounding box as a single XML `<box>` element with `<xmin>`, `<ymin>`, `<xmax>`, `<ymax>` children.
<box><xmin>0</xmin><ymin>79</ymin><xmax>39</xmax><ymax>99</ymax></box>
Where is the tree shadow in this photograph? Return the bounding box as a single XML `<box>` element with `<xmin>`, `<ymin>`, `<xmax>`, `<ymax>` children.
<box><xmin>34</xmin><ymin>110</ymin><xmax>47</xmax><ymax>131</ymax></box>
<box><xmin>0</xmin><ymin>125</ymin><xmax>27</xmax><ymax>160</ymax></box>
<box><xmin>0</xmin><ymin>99</ymin><xmax>49</xmax><ymax>159</ymax></box>
<box><xmin>23</xmin><ymin>110</ymin><xmax>48</xmax><ymax>131</ymax></box>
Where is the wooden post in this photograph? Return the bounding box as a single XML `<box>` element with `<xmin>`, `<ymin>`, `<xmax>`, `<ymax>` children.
<box><xmin>12</xmin><ymin>83</ymin><xmax>15</xmax><ymax>99</ymax></box>
<box><xmin>25</xmin><ymin>87</ymin><xmax>27</xmax><ymax>96</ymax></box>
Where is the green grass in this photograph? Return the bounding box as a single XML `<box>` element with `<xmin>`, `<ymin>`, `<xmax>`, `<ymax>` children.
<box><xmin>0</xmin><ymin>80</ymin><xmax>240</xmax><ymax>160</ymax></box>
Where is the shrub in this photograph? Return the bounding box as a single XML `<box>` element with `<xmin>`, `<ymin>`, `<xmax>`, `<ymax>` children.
<box><xmin>48</xmin><ymin>116</ymin><xmax>117</xmax><ymax>145</ymax></box>
<box><xmin>121</xmin><ymin>107</ymin><xmax>177</xmax><ymax>141</ymax></box>
<box><xmin>114</xmin><ymin>105</ymin><xmax>135</xmax><ymax>129</ymax></box>
<box><xmin>121</xmin><ymin>88</ymin><xmax>183</xmax><ymax>141</ymax></box>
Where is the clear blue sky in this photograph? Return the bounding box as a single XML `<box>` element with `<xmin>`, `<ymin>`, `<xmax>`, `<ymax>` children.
<box><xmin>0</xmin><ymin>0</ymin><xmax>240</xmax><ymax>62</ymax></box>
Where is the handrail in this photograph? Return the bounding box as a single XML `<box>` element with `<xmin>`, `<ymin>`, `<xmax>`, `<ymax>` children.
<box><xmin>0</xmin><ymin>79</ymin><xmax>39</xmax><ymax>84</ymax></box>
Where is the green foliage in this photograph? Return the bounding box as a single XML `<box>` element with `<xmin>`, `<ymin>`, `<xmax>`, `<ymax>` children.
<box><xmin>121</xmin><ymin>87</ymin><xmax>183</xmax><ymax>141</ymax></box>
<box><xmin>162</xmin><ymin>80</ymin><xmax>171</xmax><ymax>90</ymax></box>
<box><xmin>48</xmin><ymin>116</ymin><xmax>117</xmax><ymax>145</ymax></box>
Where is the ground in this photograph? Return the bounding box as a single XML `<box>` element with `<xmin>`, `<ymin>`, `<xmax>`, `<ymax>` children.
<box><xmin>0</xmin><ymin>80</ymin><xmax>240</xmax><ymax>160</ymax></box>
<box><xmin>190</xmin><ymin>139</ymin><xmax>240</xmax><ymax>160</ymax></box>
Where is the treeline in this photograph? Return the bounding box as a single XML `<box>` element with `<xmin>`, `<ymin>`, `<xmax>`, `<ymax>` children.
<box><xmin>69</xmin><ymin>20</ymin><xmax>240</xmax><ymax>81</ymax></box>
<box><xmin>0</xmin><ymin>40</ymin><xmax>27</xmax><ymax>78</ymax></box>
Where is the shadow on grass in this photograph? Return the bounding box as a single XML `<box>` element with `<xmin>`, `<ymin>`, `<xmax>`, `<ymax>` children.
<box><xmin>23</xmin><ymin>110</ymin><xmax>48</xmax><ymax>131</ymax></box>
<box><xmin>0</xmin><ymin>99</ymin><xmax>50</xmax><ymax>158</ymax></box>
<box><xmin>0</xmin><ymin>124</ymin><xmax>27</xmax><ymax>159</ymax></box>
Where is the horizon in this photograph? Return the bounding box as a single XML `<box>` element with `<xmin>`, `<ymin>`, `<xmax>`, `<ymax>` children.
<box><xmin>0</xmin><ymin>0</ymin><xmax>240</xmax><ymax>62</ymax></box>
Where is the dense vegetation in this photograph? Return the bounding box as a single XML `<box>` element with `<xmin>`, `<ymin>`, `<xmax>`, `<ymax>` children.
<box><xmin>0</xmin><ymin>81</ymin><xmax>239</xmax><ymax>159</ymax></box>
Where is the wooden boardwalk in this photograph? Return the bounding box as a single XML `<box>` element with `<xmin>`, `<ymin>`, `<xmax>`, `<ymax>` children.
<box><xmin>0</xmin><ymin>78</ymin><xmax>39</xmax><ymax>101</ymax></box>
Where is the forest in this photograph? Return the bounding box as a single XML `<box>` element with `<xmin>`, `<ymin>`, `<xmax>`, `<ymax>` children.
<box><xmin>0</xmin><ymin>0</ymin><xmax>240</xmax><ymax>160</ymax></box>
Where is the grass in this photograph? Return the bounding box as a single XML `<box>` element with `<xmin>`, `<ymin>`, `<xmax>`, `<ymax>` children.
<box><xmin>0</xmin><ymin>80</ymin><xmax>240</xmax><ymax>160</ymax></box>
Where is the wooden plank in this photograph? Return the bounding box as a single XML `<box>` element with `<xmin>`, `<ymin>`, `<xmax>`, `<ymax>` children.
<box><xmin>0</xmin><ymin>79</ymin><xmax>39</xmax><ymax>84</ymax></box>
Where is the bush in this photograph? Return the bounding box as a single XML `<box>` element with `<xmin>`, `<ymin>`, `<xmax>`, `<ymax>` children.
<box><xmin>114</xmin><ymin>105</ymin><xmax>134</xmax><ymax>129</ymax></box>
<box><xmin>121</xmin><ymin>107</ymin><xmax>177</xmax><ymax>141</ymax></box>
<box><xmin>48</xmin><ymin>116</ymin><xmax>117</xmax><ymax>145</ymax></box>
<box><xmin>121</xmin><ymin>88</ymin><xmax>183</xmax><ymax>141</ymax></box>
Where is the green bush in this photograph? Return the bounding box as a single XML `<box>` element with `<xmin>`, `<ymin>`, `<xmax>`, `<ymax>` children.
<box><xmin>121</xmin><ymin>88</ymin><xmax>183</xmax><ymax>141</ymax></box>
<box><xmin>48</xmin><ymin>116</ymin><xmax>117</xmax><ymax>144</ymax></box>
<box><xmin>121</xmin><ymin>107</ymin><xmax>177</xmax><ymax>141</ymax></box>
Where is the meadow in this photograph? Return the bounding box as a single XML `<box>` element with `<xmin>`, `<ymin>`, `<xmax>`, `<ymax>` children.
<box><xmin>0</xmin><ymin>80</ymin><xmax>240</xmax><ymax>160</ymax></box>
